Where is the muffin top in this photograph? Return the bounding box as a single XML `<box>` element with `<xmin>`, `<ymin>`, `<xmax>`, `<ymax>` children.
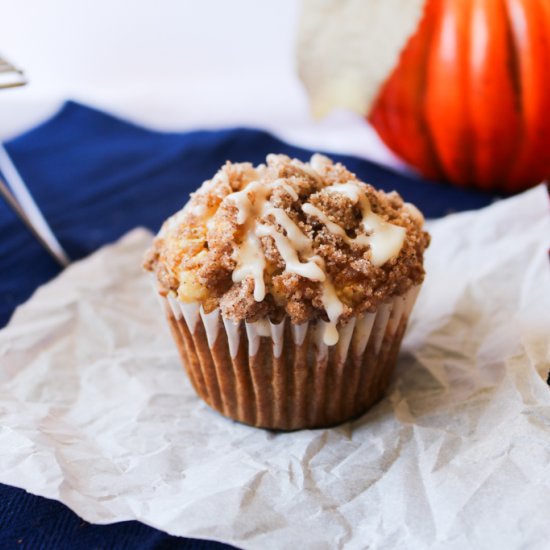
<box><xmin>144</xmin><ymin>154</ymin><xmax>429</xmax><ymax>343</ymax></box>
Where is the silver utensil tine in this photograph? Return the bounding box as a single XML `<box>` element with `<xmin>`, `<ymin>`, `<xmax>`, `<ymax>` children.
<box><xmin>0</xmin><ymin>54</ymin><xmax>69</xmax><ymax>267</ymax></box>
<box><xmin>0</xmin><ymin>178</ymin><xmax>67</xmax><ymax>267</ymax></box>
<box><xmin>0</xmin><ymin>54</ymin><xmax>26</xmax><ymax>89</ymax></box>
<box><xmin>0</xmin><ymin>144</ymin><xmax>71</xmax><ymax>267</ymax></box>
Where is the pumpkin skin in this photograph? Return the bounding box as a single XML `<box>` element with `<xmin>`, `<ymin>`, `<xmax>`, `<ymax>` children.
<box><xmin>369</xmin><ymin>0</ymin><xmax>550</xmax><ymax>193</ymax></box>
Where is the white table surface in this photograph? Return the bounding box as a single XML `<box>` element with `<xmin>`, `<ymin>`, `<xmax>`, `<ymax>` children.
<box><xmin>0</xmin><ymin>0</ymin><xmax>407</xmax><ymax>172</ymax></box>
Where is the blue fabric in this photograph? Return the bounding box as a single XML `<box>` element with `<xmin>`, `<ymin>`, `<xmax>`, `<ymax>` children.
<box><xmin>0</xmin><ymin>101</ymin><xmax>497</xmax><ymax>549</ymax></box>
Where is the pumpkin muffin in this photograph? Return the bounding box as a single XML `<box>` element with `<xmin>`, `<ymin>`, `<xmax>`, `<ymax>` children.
<box><xmin>144</xmin><ymin>154</ymin><xmax>429</xmax><ymax>429</ymax></box>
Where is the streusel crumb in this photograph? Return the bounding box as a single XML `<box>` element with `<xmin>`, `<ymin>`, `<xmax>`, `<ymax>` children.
<box><xmin>144</xmin><ymin>154</ymin><xmax>429</xmax><ymax>324</ymax></box>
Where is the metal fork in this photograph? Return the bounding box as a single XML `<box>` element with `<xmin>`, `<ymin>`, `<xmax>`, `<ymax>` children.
<box><xmin>0</xmin><ymin>54</ymin><xmax>70</xmax><ymax>267</ymax></box>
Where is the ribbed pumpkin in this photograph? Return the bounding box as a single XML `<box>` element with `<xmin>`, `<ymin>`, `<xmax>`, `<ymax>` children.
<box><xmin>369</xmin><ymin>0</ymin><xmax>550</xmax><ymax>193</ymax></box>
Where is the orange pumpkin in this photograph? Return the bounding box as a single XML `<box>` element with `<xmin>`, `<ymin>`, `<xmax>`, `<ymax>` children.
<box><xmin>369</xmin><ymin>0</ymin><xmax>550</xmax><ymax>194</ymax></box>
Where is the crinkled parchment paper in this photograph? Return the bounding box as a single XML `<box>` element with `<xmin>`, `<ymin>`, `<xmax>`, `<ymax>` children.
<box><xmin>297</xmin><ymin>0</ymin><xmax>426</xmax><ymax>117</ymax></box>
<box><xmin>1</xmin><ymin>186</ymin><xmax>549</xmax><ymax>549</ymax></box>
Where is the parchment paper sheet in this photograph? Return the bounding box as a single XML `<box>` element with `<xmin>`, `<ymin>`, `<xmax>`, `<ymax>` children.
<box><xmin>1</xmin><ymin>186</ymin><xmax>549</xmax><ymax>549</ymax></box>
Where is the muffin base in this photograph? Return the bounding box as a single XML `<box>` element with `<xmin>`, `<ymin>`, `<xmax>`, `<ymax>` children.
<box><xmin>162</xmin><ymin>287</ymin><xmax>420</xmax><ymax>430</ymax></box>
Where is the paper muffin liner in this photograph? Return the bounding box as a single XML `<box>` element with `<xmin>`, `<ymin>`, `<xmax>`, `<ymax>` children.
<box><xmin>158</xmin><ymin>285</ymin><xmax>421</xmax><ymax>430</ymax></box>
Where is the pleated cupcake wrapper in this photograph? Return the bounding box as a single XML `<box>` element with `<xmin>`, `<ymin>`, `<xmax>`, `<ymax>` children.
<box><xmin>156</xmin><ymin>284</ymin><xmax>421</xmax><ymax>430</ymax></box>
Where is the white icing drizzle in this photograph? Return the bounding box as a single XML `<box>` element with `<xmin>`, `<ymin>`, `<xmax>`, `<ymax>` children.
<box><xmin>325</xmin><ymin>182</ymin><xmax>362</xmax><ymax>202</ymax></box>
<box><xmin>230</xmin><ymin>181</ymin><xmax>267</xmax><ymax>225</ymax></box>
<box><xmin>264</xmin><ymin>207</ymin><xmax>311</xmax><ymax>252</ymax></box>
<box><xmin>227</xmin><ymin>168</ymin><xmax>407</xmax><ymax>346</ymax></box>
<box><xmin>230</xmin><ymin>182</ymin><xmax>327</xmax><ymax>299</ymax></box>
<box><xmin>278</xmin><ymin>181</ymin><xmax>299</xmax><ymax>201</ymax></box>
<box><xmin>261</xmin><ymin>207</ymin><xmax>343</xmax><ymax>345</ymax></box>
<box><xmin>232</xmin><ymin>231</ymin><xmax>266</xmax><ymax>301</ymax></box>
<box><xmin>230</xmin><ymin>181</ymin><xmax>270</xmax><ymax>301</ymax></box>
<box><xmin>362</xmin><ymin>218</ymin><xmax>406</xmax><ymax>267</ymax></box>
<box><xmin>319</xmin><ymin>276</ymin><xmax>344</xmax><ymax>346</ymax></box>
<box><xmin>310</xmin><ymin>153</ymin><xmax>331</xmax><ymax>173</ymax></box>
<box><xmin>312</xmin><ymin>182</ymin><xmax>406</xmax><ymax>267</ymax></box>
<box><xmin>302</xmin><ymin>203</ymin><xmax>348</xmax><ymax>240</ymax></box>
<box><xmin>256</xmin><ymin>223</ymin><xmax>325</xmax><ymax>281</ymax></box>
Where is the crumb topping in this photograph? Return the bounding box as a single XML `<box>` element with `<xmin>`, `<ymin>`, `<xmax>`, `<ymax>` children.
<box><xmin>144</xmin><ymin>154</ymin><xmax>430</xmax><ymax>343</ymax></box>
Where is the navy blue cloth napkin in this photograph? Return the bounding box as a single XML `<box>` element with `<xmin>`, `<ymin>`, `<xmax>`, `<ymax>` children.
<box><xmin>0</xmin><ymin>101</ymin><xmax>497</xmax><ymax>549</ymax></box>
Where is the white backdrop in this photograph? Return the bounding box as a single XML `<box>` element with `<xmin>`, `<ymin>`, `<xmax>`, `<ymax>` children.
<box><xmin>0</xmin><ymin>0</ymin><xmax>405</xmax><ymax>170</ymax></box>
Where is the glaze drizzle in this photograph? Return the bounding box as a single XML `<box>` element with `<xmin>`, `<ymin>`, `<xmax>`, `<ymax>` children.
<box><xmin>229</xmin><ymin>175</ymin><xmax>406</xmax><ymax>345</ymax></box>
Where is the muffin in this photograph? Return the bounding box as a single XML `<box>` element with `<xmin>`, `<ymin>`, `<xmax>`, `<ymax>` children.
<box><xmin>144</xmin><ymin>154</ymin><xmax>429</xmax><ymax>430</ymax></box>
